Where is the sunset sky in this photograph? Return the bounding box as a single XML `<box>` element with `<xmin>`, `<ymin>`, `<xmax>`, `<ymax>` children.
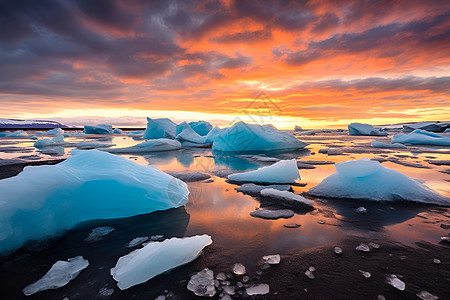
<box><xmin>1</xmin><ymin>0</ymin><xmax>449</xmax><ymax>129</ymax></box>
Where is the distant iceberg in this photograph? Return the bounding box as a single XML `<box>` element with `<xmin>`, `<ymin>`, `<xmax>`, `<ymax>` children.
<box><xmin>46</xmin><ymin>128</ymin><xmax>64</xmax><ymax>135</ymax></box>
<box><xmin>212</xmin><ymin>122</ymin><xmax>308</xmax><ymax>153</ymax></box>
<box><xmin>307</xmin><ymin>158</ymin><xmax>449</xmax><ymax>205</ymax></box>
<box><xmin>106</xmin><ymin>139</ymin><xmax>181</xmax><ymax>153</ymax></box>
<box><xmin>392</xmin><ymin>129</ymin><xmax>450</xmax><ymax>146</ymax></box>
<box><xmin>348</xmin><ymin>123</ymin><xmax>387</xmax><ymax>136</ymax></box>
<box><xmin>8</xmin><ymin>130</ymin><xmax>28</xmax><ymax>137</ymax></box>
<box><xmin>403</xmin><ymin>121</ymin><xmax>450</xmax><ymax>133</ymax></box>
<box><xmin>84</xmin><ymin>124</ymin><xmax>113</xmax><ymax>134</ymax></box>
<box><xmin>0</xmin><ymin>150</ymin><xmax>189</xmax><ymax>255</ymax></box>
<box><xmin>228</xmin><ymin>159</ymin><xmax>300</xmax><ymax>184</ymax></box>
<box><xmin>111</xmin><ymin>235</ymin><xmax>212</xmax><ymax>290</ymax></box>
<box><xmin>143</xmin><ymin>118</ymin><xmax>176</xmax><ymax>139</ymax></box>
<box><xmin>113</xmin><ymin>128</ymin><xmax>123</xmax><ymax>134</ymax></box>
<box><xmin>371</xmin><ymin>141</ymin><xmax>406</xmax><ymax>148</ymax></box>
<box><xmin>34</xmin><ymin>135</ymin><xmax>66</xmax><ymax>148</ymax></box>
<box><xmin>176</xmin><ymin>126</ymin><xmax>208</xmax><ymax>144</ymax></box>
<box><xmin>189</xmin><ymin>121</ymin><xmax>213</xmax><ymax>136</ymax></box>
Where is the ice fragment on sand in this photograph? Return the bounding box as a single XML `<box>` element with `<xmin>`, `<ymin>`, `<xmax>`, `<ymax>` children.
<box><xmin>262</xmin><ymin>254</ymin><xmax>281</xmax><ymax>265</ymax></box>
<box><xmin>246</xmin><ymin>284</ymin><xmax>270</xmax><ymax>295</ymax></box>
<box><xmin>187</xmin><ymin>268</ymin><xmax>216</xmax><ymax>297</ymax></box>
<box><xmin>386</xmin><ymin>274</ymin><xmax>405</xmax><ymax>291</ymax></box>
<box><xmin>359</xmin><ymin>270</ymin><xmax>371</xmax><ymax>278</ymax></box>
<box><xmin>334</xmin><ymin>247</ymin><xmax>342</xmax><ymax>254</ymax></box>
<box><xmin>416</xmin><ymin>290</ymin><xmax>439</xmax><ymax>300</ymax></box>
<box><xmin>356</xmin><ymin>243</ymin><xmax>370</xmax><ymax>252</ymax></box>
<box><xmin>233</xmin><ymin>263</ymin><xmax>246</xmax><ymax>275</ymax></box>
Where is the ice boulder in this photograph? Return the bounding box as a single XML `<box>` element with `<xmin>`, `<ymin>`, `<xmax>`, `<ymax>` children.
<box><xmin>113</xmin><ymin>128</ymin><xmax>123</xmax><ymax>134</ymax></box>
<box><xmin>176</xmin><ymin>126</ymin><xmax>208</xmax><ymax>145</ymax></box>
<box><xmin>46</xmin><ymin>128</ymin><xmax>64</xmax><ymax>135</ymax></box>
<box><xmin>212</xmin><ymin>122</ymin><xmax>308</xmax><ymax>153</ymax></box>
<box><xmin>143</xmin><ymin>118</ymin><xmax>176</xmax><ymax>139</ymax></box>
<box><xmin>392</xmin><ymin>129</ymin><xmax>450</xmax><ymax>146</ymax></box>
<box><xmin>371</xmin><ymin>141</ymin><xmax>406</xmax><ymax>148</ymax></box>
<box><xmin>23</xmin><ymin>256</ymin><xmax>89</xmax><ymax>296</ymax></box>
<box><xmin>34</xmin><ymin>135</ymin><xmax>66</xmax><ymax>148</ymax></box>
<box><xmin>307</xmin><ymin>158</ymin><xmax>449</xmax><ymax>205</ymax></box>
<box><xmin>8</xmin><ymin>130</ymin><xmax>28</xmax><ymax>137</ymax></box>
<box><xmin>111</xmin><ymin>235</ymin><xmax>212</xmax><ymax>290</ymax></box>
<box><xmin>189</xmin><ymin>121</ymin><xmax>213</xmax><ymax>136</ymax></box>
<box><xmin>84</xmin><ymin>124</ymin><xmax>113</xmax><ymax>134</ymax></box>
<box><xmin>228</xmin><ymin>159</ymin><xmax>300</xmax><ymax>184</ymax></box>
<box><xmin>348</xmin><ymin>123</ymin><xmax>387</xmax><ymax>136</ymax></box>
<box><xmin>0</xmin><ymin>150</ymin><xmax>189</xmax><ymax>255</ymax></box>
<box><xmin>106</xmin><ymin>139</ymin><xmax>181</xmax><ymax>153</ymax></box>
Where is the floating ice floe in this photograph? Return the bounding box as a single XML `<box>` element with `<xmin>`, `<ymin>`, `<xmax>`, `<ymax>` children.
<box><xmin>250</xmin><ymin>209</ymin><xmax>294</xmax><ymax>219</ymax></box>
<box><xmin>111</xmin><ymin>235</ymin><xmax>212</xmax><ymax>290</ymax></box>
<box><xmin>85</xmin><ymin>226</ymin><xmax>114</xmax><ymax>242</ymax></box>
<box><xmin>34</xmin><ymin>135</ymin><xmax>66</xmax><ymax>148</ymax></box>
<box><xmin>307</xmin><ymin>158</ymin><xmax>449</xmax><ymax>205</ymax></box>
<box><xmin>235</xmin><ymin>183</ymin><xmax>291</xmax><ymax>195</ymax></box>
<box><xmin>106</xmin><ymin>139</ymin><xmax>181</xmax><ymax>153</ymax></box>
<box><xmin>246</xmin><ymin>284</ymin><xmax>270</xmax><ymax>296</ymax></box>
<box><xmin>143</xmin><ymin>118</ymin><xmax>176</xmax><ymax>139</ymax></box>
<box><xmin>0</xmin><ymin>150</ymin><xmax>189</xmax><ymax>254</ymax></box>
<box><xmin>84</xmin><ymin>124</ymin><xmax>113</xmax><ymax>134</ymax></box>
<box><xmin>127</xmin><ymin>236</ymin><xmax>149</xmax><ymax>248</ymax></box>
<box><xmin>297</xmin><ymin>130</ymin><xmax>316</xmax><ymax>135</ymax></box>
<box><xmin>113</xmin><ymin>128</ymin><xmax>123</xmax><ymax>134</ymax></box>
<box><xmin>260</xmin><ymin>188</ymin><xmax>313</xmax><ymax>207</ymax></box>
<box><xmin>392</xmin><ymin>129</ymin><xmax>450</xmax><ymax>146</ymax></box>
<box><xmin>212</xmin><ymin>122</ymin><xmax>308</xmax><ymax>152</ymax></box>
<box><xmin>189</xmin><ymin>121</ymin><xmax>213</xmax><ymax>136</ymax></box>
<box><xmin>348</xmin><ymin>123</ymin><xmax>387</xmax><ymax>136</ymax></box>
<box><xmin>8</xmin><ymin>130</ymin><xmax>28</xmax><ymax>137</ymax></box>
<box><xmin>371</xmin><ymin>141</ymin><xmax>406</xmax><ymax>148</ymax></box>
<box><xmin>187</xmin><ymin>268</ymin><xmax>216</xmax><ymax>297</ymax></box>
<box><xmin>74</xmin><ymin>141</ymin><xmax>115</xmax><ymax>149</ymax></box>
<box><xmin>356</xmin><ymin>206</ymin><xmax>367</xmax><ymax>213</ymax></box>
<box><xmin>23</xmin><ymin>256</ymin><xmax>89</xmax><ymax>296</ymax></box>
<box><xmin>228</xmin><ymin>159</ymin><xmax>300</xmax><ymax>184</ymax></box>
<box><xmin>403</xmin><ymin>121</ymin><xmax>450</xmax><ymax>133</ymax></box>
<box><xmin>46</xmin><ymin>128</ymin><xmax>64</xmax><ymax>135</ymax></box>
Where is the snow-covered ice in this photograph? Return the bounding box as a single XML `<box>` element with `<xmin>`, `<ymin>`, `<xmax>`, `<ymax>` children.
<box><xmin>371</xmin><ymin>141</ymin><xmax>406</xmax><ymax>148</ymax></box>
<box><xmin>106</xmin><ymin>139</ymin><xmax>181</xmax><ymax>153</ymax></box>
<box><xmin>392</xmin><ymin>129</ymin><xmax>450</xmax><ymax>146</ymax></box>
<box><xmin>307</xmin><ymin>158</ymin><xmax>449</xmax><ymax>205</ymax></box>
<box><xmin>111</xmin><ymin>235</ymin><xmax>212</xmax><ymax>290</ymax></box>
<box><xmin>246</xmin><ymin>284</ymin><xmax>270</xmax><ymax>296</ymax></box>
<box><xmin>260</xmin><ymin>188</ymin><xmax>313</xmax><ymax>207</ymax></box>
<box><xmin>228</xmin><ymin>159</ymin><xmax>300</xmax><ymax>184</ymax></box>
<box><xmin>348</xmin><ymin>123</ymin><xmax>387</xmax><ymax>136</ymax></box>
<box><xmin>23</xmin><ymin>256</ymin><xmax>89</xmax><ymax>296</ymax></box>
<box><xmin>0</xmin><ymin>150</ymin><xmax>189</xmax><ymax>254</ymax></box>
<box><xmin>84</xmin><ymin>124</ymin><xmax>113</xmax><ymax>134</ymax></box>
<box><xmin>187</xmin><ymin>268</ymin><xmax>216</xmax><ymax>297</ymax></box>
<box><xmin>235</xmin><ymin>183</ymin><xmax>291</xmax><ymax>195</ymax></box>
<box><xmin>212</xmin><ymin>122</ymin><xmax>308</xmax><ymax>152</ymax></box>
<box><xmin>143</xmin><ymin>118</ymin><xmax>176</xmax><ymax>139</ymax></box>
<box><xmin>250</xmin><ymin>209</ymin><xmax>294</xmax><ymax>219</ymax></box>
<box><xmin>34</xmin><ymin>135</ymin><xmax>66</xmax><ymax>148</ymax></box>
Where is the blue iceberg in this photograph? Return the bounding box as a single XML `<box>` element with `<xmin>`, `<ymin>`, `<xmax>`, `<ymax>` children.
<box><xmin>228</xmin><ymin>159</ymin><xmax>300</xmax><ymax>184</ymax></box>
<box><xmin>189</xmin><ymin>121</ymin><xmax>213</xmax><ymax>136</ymax></box>
<box><xmin>84</xmin><ymin>124</ymin><xmax>113</xmax><ymax>134</ymax></box>
<box><xmin>34</xmin><ymin>135</ymin><xmax>66</xmax><ymax>148</ymax></box>
<box><xmin>392</xmin><ymin>129</ymin><xmax>450</xmax><ymax>146</ymax></box>
<box><xmin>143</xmin><ymin>118</ymin><xmax>176</xmax><ymax>139</ymax></box>
<box><xmin>0</xmin><ymin>150</ymin><xmax>189</xmax><ymax>255</ymax></box>
<box><xmin>348</xmin><ymin>123</ymin><xmax>387</xmax><ymax>136</ymax></box>
<box><xmin>212</xmin><ymin>122</ymin><xmax>308</xmax><ymax>153</ymax></box>
<box><xmin>307</xmin><ymin>158</ymin><xmax>449</xmax><ymax>205</ymax></box>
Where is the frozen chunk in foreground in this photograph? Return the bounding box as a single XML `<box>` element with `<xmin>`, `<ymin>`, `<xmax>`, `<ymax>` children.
<box><xmin>212</xmin><ymin>122</ymin><xmax>308</xmax><ymax>152</ymax></box>
<box><xmin>307</xmin><ymin>158</ymin><xmax>449</xmax><ymax>205</ymax></box>
<box><xmin>228</xmin><ymin>159</ymin><xmax>300</xmax><ymax>183</ymax></box>
<box><xmin>111</xmin><ymin>235</ymin><xmax>212</xmax><ymax>290</ymax></box>
<box><xmin>0</xmin><ymin>150</ymin><xmax>189</xmax><ymax>254</ymax></box>
<box><xmin>260</xmin><ymin>188</ymin><xmax>313</xmax><ymax>207</ymax></box>
<box><xmin>106</xmin><ymin>139</ymin><xmax>181</xmax><ymax>153</ymax></box>
<box><xmin>23</xmin><ymin>256</ymin><xmax>89</xmax><ymax>296</ymax></box>
<box><xmin>348</xmin><ymin>123</ymin><xmax>387</xmax><ymax>136</ymax></box>
<box><xmin>189</xmin><ymin>121</ymin><xmax>213</xmax><ymax>136</ymax></box>
<box><xmin>392</xmin><ymin>129</ymin><xmax>450</xmax><ymax>146</ymax></box>
<box><xmin>143</xmin><ymin>118</ymin><xmax>176</xmax><ymax>139</ymax></box>
<box><xmin>34</xmin><ymin>135</ymin><xmax>66</xmax><ymax>148</ymax></box>
<box><xmin>371</xmin><ymin>141</ymin><xmax>406</xmax><ymax>148</ymax></box>
<box><xmin>84</xmin><ymin>124</ymin><xmax>113</xmax><ymax>134</ymax></box>
<box><xmin>250</xmin><ymin>209</ymin><xmax>294</xmax><ymax>219</ymax></box>
<box><xmin>187</xmin><ymin>268</ymin><xmax>216</xmax><ymax>297</ymax></box>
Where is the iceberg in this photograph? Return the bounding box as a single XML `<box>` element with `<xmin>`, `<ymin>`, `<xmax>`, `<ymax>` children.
<box><xmin>46</xmin><ymin>128</ymin><xmax>64</xmax><ymax>135</ymax></box>
<box><xmin>403</xmin><ymin>121</ymin><xmax>450</xmax><ymax>133</ymax></box>
<box><xmin>228</xmin><ymin>159</ymin><xmax>300</xmax><ymax>184</ymax></box>
<box><xmin>260</xmin><ymin>188</ymin><xmax>313</xmax><ymax>207</ymax></box>
<box><xmin>143</xmin><ymin>118</ymin><xmax>176</xmax><ymax>139</ymax></box>
<box><xmin>189</xmin><ymin>121</ymin><xmax>213</xmax><ymax>136</ymax></box>
<box><xmin>111</xmin><ymin>235</ymin><xmax>212</xmax><ymax>290</ymax></box>
<box><xmin>307</xmin><ymin>158</ymin><xmax>449</xmax><ymax>205</ymax></box>
<box><xmin>33</xmin><ymin>135</ymin><xmax>66</xmax><ymax>148</ymax></box>
<box><xmin>175</xmin><ymin>121</ymin><xmax>190</xmax><ymax>135</ymax></box>
<box><xmin>176</xmin><ymin>126</ymin><xmax>208</xmax><ymax>145</ymax></box>
<box><xmin>212</xmin><ymin>122</ymin><xmax>308</xmax><ymax>153</ymax></box>
<box><xmin>348</xmin><ymin>123</ymin><xmax>387</xmax><ymax>136</ymax></box>
<box><xmin>23</xmin><ymin>256</ymin><xmax>89</xmax><ymax>296</ymax></box>
<box><xmin>106</xmin><ymin>139</ymin><xmax>181</xmax><ymax>153</ymax></box>
<box><xmin>371</xmin><ymin>141</ymin><xmax>406</xmax><ymax>148</ymax></box>
<box><xmin>0</xmin><ymin>150</ymin><xmax>189</xmax><ymax>254</ymax></box>
<box><xmin>113</xmin><ymin>128</ymin><xmax>123</xmax><ymax>134</ymax></box>
<box><xmin>8</xmin><ymin>130</ymin><xmax>28</xmax><ymax>137</ymax></box>
<box><xmin>204</xmin><ymin>126</ymin><xmax>222</xmax><ymax>144</ymax></box>
<box><xmin>84</xmin><ymin>124</ymin><xmax>113</xmax><ymax>134</ymax></box>
<box><xmin>0</xmin><ymin>131</ymin><xmax>11</xmax><ymax>137</ymax></box>
<box><xmin>392</xmin><ymin>129</ymin><xmax>450</xmax><ymax>146</ymax></box>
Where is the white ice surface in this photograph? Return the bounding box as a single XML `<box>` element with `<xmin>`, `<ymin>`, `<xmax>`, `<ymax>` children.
<box><xmin>228</xmin><ymin>159</ymin><xmax>300</xmax><ymax>183</ymax></box>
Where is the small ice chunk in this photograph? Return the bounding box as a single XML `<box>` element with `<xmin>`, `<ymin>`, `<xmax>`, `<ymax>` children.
<box><xmin>85</xmin><ymin>226</ymin><xmax>114</xmax><ymax>242</ymax></box>
<box><xmin>433</xmin><ymin>258</ymin><xmax>441</xmax><ymax>264</ymax></box>
<box><xmin>371</xmin><ymin>141</ymin><xmax>406</xmax><ymax>148</ymax></box>
<box><xmin>34</xmin><ymin>135</ymin><xmax>66</xmax><ymax>148</ymax></box>
<box><xmin>368</xmin><ymin>242</ymin><xmax>380</xmax><ymax>249</ymax></box>
<box><xmin>98</xmin><ymin>287</ymin><xmax>114</xmax><ymax>297</ymax></box>
<box><xmin>242</xmin><ymin>276</ymin><xmax>250</xmax><ymax>283</ymax></box>
<box><xmin>187</xmin><ymin>268</ymin><xmax>216</xmax><ymax>297</ymax></box>
<box><xmin>356</xmin><ymin>243</ymin><xmax>370</xmax><ymax>252</ymax></box>
<box><xmin>377</xmin><ymin>295</ymin><xmax>386</xmax><ymax>300</ymax></box>
<box><xmin>356</xmin><ymin>207</ymin><xmax>367</xmax><ymax>213</ymax></box>
<box><xmin>23</xmin><ymin>256</ymin><xmax>89</xmax><ymax>296</ymax></box>
<box><xmin>393</xmin><ymin>129</ymin><xmax>450</xmax><ymax>146</ymax></box>
<box><xmin>155</xmin><ymin>295</ymin><xmax>166</xmax><ymax>300</ymax></box>
<box><xmin>359</xmin><ymin>270</ymin><xmax>371</xmax><ymax>278</ymax></box>
<box><xmin>348</xmin><ymin>123</ymin><xmax>387</xmax><ymax>136</ymax></box>
<box><xmin>220</xmin><ymin>295</ymin><xmax>232</xmax><ymax>300</ymax></box>
<box><xmin>416</xmin><ymin>290</ymin><xmax>439</xmax><ymax>300</ymax></box>
<box><xmin>235</xmin><ymin>183</ymin><xmax>291</xmax><ymax>195</ymax></box>
<box><xmin>228</xmin><ymin>159</ymin><xmax>300</xmax><ymax>184</ymax></box>
<box><xmin>151</xmin><ymin>235</ymin><xmax>164</xmax><ymax>241</ymax></box>
<box><xmin>246</xmin><ymin>284</ymin><xmax>270</xmax><ymax>296</ymax></box>
<box><xmin>127</xmin><ymin>236</ymin><xmax>149</xmax><ymax>248</ymax></box>
<box><xmin>223</xmin><ymin>285</ymin><xmax>235</xmax><ymax>295</ymax></box>
<box><xmin>334</xmin><ymin>247</ymin><xmax>342</xmax><ymax>254</ymax></box>
<box><xmin>260</xmin><ymin>188</ymin><xmax>313</xmax><ymax>207</ymax></box>
<box><xmin>386</xmin><ymin>274</ymin><xmax>405</xmax><ymax>291</ymax></box>
<box><xmin>216</xmin><ymin>272</ymin><xmax>226</xmax><ymax>281</ymax></box>
<box><xmin>305</xmin><ymin>270</ymin><xmax>315</xmax><ymax>279</ymax></box>
<box><xmin>250</xmin><ymin>209</ymin><xmax>294</xmax><ymax>219</ymax></box>
<box><xmin>262</xmin><ymin>254</ymin><xmax>281</xmax><ymax>265</ymax></box>
<box><xmin>309</xmin><ymin>266</ymin><xmax>315</xmax><ymax>272</ymax></box>
<box><xmin>233</xmin><ymin>263</ymin><xmax>246</xmax><ymax>275</ymax></box>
